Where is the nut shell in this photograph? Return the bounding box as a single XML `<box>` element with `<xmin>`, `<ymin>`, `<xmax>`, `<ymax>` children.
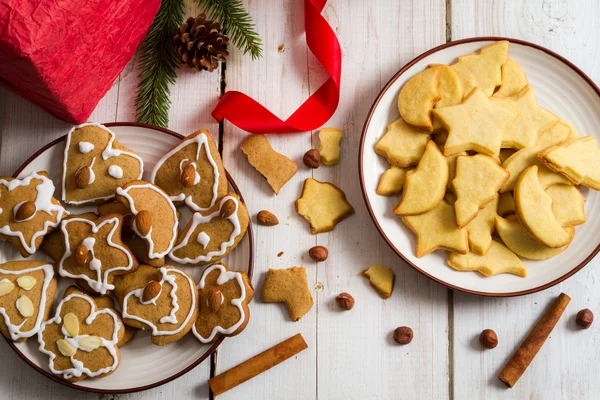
<box><xmin>576</xmin><ymin>308</ymin><xmax>594</xmax><ymax>329</ymax></box>
<box><xmin>303</xmin><ymin>149</ymin><xmax>321</xmax><ymax>168</ymax></box>
<box><xmin>393</xmin><ymin>326</ymin><xmax>413</xmax><ymax>345</ymax></box>
<box><xmin>335</xmin><ymin>292</ymin><xmax>355</xmax><ymax>310</ymax></box>
<box><xmin>479</xmin><ymin>329</ymin><xmax>498</xmax><ymax>349</ymax></box>
<box><xmin>309</xmin><ymin>246</ymin><xmax>328</xmax><ymax>262</ymax></box>
<box><xmin>257</xmin><ymin>210</ymin><xmax>279</xmax><ymax>226</ymax></box>
<box><xmin>15</xmin><ymin>201</ymin><xmax>36</xmax><ymax>222</ymax></box>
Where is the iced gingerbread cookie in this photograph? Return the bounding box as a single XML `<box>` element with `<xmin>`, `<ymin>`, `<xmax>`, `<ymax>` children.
<box><xmin>0</xmin><ymin>171</ymin><xmax>66</xmax><ymax>257</ymax></box>
<box><xmin>193</xmin><ymin>263</ymin><xmax>254</xmax><ymax>343</ymax></box>
<box><xmin>262</xmin><ymin>267</ymin><xmax>313</xmax><ymax>321</ymax></box>
<box><xmin>296</xmin><ymin>178</ymin><xmax>354</xmax><ymax>234</ymax></box>
<box><xmin>150</xmin><ymin>129</ymin><xmax>228</xmax><ymax>212</ymax></box>
<box><xmin>0</xmin><ymin>261</ymin><xmax>57</xmax><ymax>341</ymax></box>
<box><xmin>397</xmin><ymin>66</ymin><xmax>441</xmax><ymax>131</ymax></box>
<box><xmin>450</xmin><ymin>41</ymin><xmax>509</xmax><ymax>96</ymax></box>
<box><xmin>375</xmin><ymin>119</ymin><xmax>430</xmax><ymax>167</ymax></box>
<box><xmin>62</xmin><ymin>123</ymin><xmax>143</xmax><ymax>206</ymax></box>
<box><xmin>114</xmin><ymin>266</ymin><xmax>198</xmax><ymax>346</ymax></box>
<box><xmin>447</xmin><ymin>240</ymin><xmax>526</xmax><ymax>278</ymax></box>
<box><xmin>169</xmin><ymin>194</ymin><xmax>249</xmax><ymax>265</ymax></box>
<box><xmin>115</xmin><ymin>181</ymin><xmax>178</xmax><ymax>267</ymax></box>
<box><xmin>38</xmin><ymin>286</ymin><xmax>125</xmax><ymax>382</ymax></box>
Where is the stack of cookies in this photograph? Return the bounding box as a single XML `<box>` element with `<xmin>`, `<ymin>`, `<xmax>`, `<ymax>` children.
<box><xmin>0</xmin><ymin>123</ymin><xmax>254</xmax><ymax>382</ymax></box>
<box><xmin>376</xmin><ymin>41</ymin><xmax>600</xmax><ymax>278</ymax></box>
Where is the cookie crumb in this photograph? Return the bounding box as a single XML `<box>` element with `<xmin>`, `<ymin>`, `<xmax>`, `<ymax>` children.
<box><xmin>278</xmin><ymin>44</ymin><xmax>285</xmax><ymax>52</ymax></box>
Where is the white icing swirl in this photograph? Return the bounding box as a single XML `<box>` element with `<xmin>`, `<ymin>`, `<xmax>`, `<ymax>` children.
<box><xmin>108</xmin><ymin>165</ymin><xmax>124</xmax><ymax>179</ymax></box>
<box><xmin>78</xmin><ymin>142</ymin><xmax>94</xmax><ymax>154</ymax></box>
<box><xmin>197</xmin><ymin>232</ymin><xmax>210</xmax><ymax>249</ymax></box>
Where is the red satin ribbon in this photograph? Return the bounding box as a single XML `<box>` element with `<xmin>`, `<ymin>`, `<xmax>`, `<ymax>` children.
<box><xmin>211</xmin><ymin>0</ymin><xmax>341</xmax><ymax>134</ymax></box>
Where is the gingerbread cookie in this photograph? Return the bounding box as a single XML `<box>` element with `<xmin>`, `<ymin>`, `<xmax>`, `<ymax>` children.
<box><xmin>0</xmin><ymin>171</ymin><xmax>66</xmax><ymax>257</ymax></box>
<box><xmin>296</xmin><ymin>178</ymin><xmax>354</xmax><ymax>234</ymax></box>
<box><xmin>450</xmin><ymin>41</ymin><xmax>509</xmax><ymax>96</ymax></box>
<box><xmin>319</xmin><ymin>128</ymin><xmax>343</xmax><ymax>165</ymax></box>
<box><xmin>150</xmin><ymin>129</ymin><xmax>228</xmax><ymax>212</ymax></box>
<box><xmin>169</xmin><ymin>193</ymin><xmax>250</xmax><ymax>265</ymax></box>
<box><xmin>114</xmin><ymin>266</ymin><xmax>198</xmax><ymax>346</ymax></box>
<box><xmin>61</xmin><ymin>123</ymin><xmax>143</xmax><ymax>206</ymax></box>
<box><xmin>539</xmin><ymin>136</ymin><xmax>600</xmax><ymax>190</ymax></box>
<box><xmin>0</xmin><ymin>261</ymin><xmax>57</xmax><ymax>341</ymax></box>
<box><xmin>397</xmin><ymin>66</ymin><xmax>441</xmax><ymax>131</ymax></box>
<box><xmin>375</xmin><ymin>119</ymin><xmax>430</xmax><ymax>167</ymax></box>
<box><xmin>38</xmin><ymin>286</ymin><xmax>124</xmax><ymax>382</ymax></box>
<box><xmin>262</xmin><ymin>267</ymin><xmax>313</xmax><ymax>321</ymax></box>
<box><xmin>447</xmin><ymin>240</ymin><xmax>526</xmax><ymax>277</ymax></box>
<box><xmin>193</xmin><ymin>263</ymin><xmax>254</xmax><ymax>343</ymax></box>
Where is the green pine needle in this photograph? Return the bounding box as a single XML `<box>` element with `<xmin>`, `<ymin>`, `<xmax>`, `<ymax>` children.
<box><xmin>135</xmin><ymin>0</ymin><xmax>185</xmax><ymax>128</ymax></box>
<box><xmin>195</xmin><ymin>0</ymin><xmax>263</xmax><ymax>59</ymax></box>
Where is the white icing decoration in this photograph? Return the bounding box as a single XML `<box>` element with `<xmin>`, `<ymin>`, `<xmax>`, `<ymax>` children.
<box><xmin>88</xmin><ymin>157</ymin><xmax>96</xmax><ymax>185</ymax></box>
<box><xmin>78</xmin><ymin>142</ymin><xmax>94</xmax><ymax>154</ymax></box>
<box><xmin>62</xmin><ymin>122</ymin><xmax>144</xmax><ymax>205</ymax></box>
<box><xmin>58</xmin><ymin>217</ymin><xmax>135</xmax><ymax>295</ymax></box>
<box><xmin>192</xmin><ymin>264</ymin><xmax>247</xmax><ymax>344</ymax></box>
<box><xmin>197</xmin><ymin>232</ymin><xmax>210</xmax><ymax>249</ymax></box>
<box><xmin>116</xmin><ymin>183</ymin><xmax>178</xmax><ymax>259</ymax></box>
<box><xmin>150</xmin><ymin>132</ymin><xmax>220</xmax><ymax>211</ymax></box>
<box><xmin>0</xmin><ymin>264</ymin><xmax>54</xmax><ymax>340</ymax></box>
<box><xmin>122</xmin><ymin>267</ymin><xmax>196</xmax><ymax>336</ymax></box>
<box><xmin>169</xmin><ymin>196</ymin><xmax>241</xmax><ymax>264</ymax></box>
<box><xmin>38</xmin><ymin>293</ymin><xmax>121</xmax><ymax>379</ymax></box>
<box><xmin>0</xmin><ymin>171</ymin><xmax>66</xmax><ymax>255</ymax></box>
<box><xmin>108</xmin><ymin>165</ymin><xmax>124</xmax><ymax>179</ymax></box>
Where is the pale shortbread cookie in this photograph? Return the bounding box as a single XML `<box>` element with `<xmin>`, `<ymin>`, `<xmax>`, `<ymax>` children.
<box><xmin>402</xmin><ymin>201</ymin><xmax>469</xmax><ymax>258</ymax></box>
<box><xmin>539</xmin><ymin>136</ymin><xmax>600</xmax><ymax>190</ymax></box>
<box><xmin>500</xmin><ymin>121</ymin><xmax>572</xmax><ymax>192</ymax></box>
<box><xmin>494</xmin><ymin>58</ymin><xmax>528</xmax><ymax>97</ymax></box>
<box><xmin>361</xmin><ymin>265</ymin><xmax>395</xmax><ymax>299</ymax></box>
<box><xmin>497</xmin><ymin>192</ymin><xmax>515</xmax><ymax>217</ymax></box>
<box><xmin>447</xmin><ymin>240</ymin><xmax>526</xmax><ymax>278</ymax></box>
<box><xmin>296</xmin><ymin>178</ymin><xmax>354</xmax><ymax>234</ymax></box>
<box><xmin>466</xmin><ymin>195</ymin><xmax>498</xmax><ymax>255</ymax></box>
<box><xmin>397</xmin><ymin>67</ymin><xmax>440</xmax><ymax>131</ymax></box>
<box><xmin>431</xmin><ymin>64</ymin><xmax>464</xmax><ymax>131</ymax></box>
<box><xmin>446</xmin><ymin>152</ymin><xmax>467</xmax><ymax>190</ymax></box>
<box><xmin>514</xmin><ymin>166</ymin><xmax>572</xmax><ymax>248</ymax></box>
<box><xmin>375</xmin><ymin>119</ymin><xmax>430</xmax><ymax>167</ymax></box>
<box><xmin>393</xmin><ymin>141</ymin><xmax>448</xmax><ymax>215</ymax></box>
<box><xmin>451</xmin><ymin>41</ymin><xmax>509</xmax><ymax>96</ymax></box>
<box><xmin>433</xmin><ymin>88</ymin><xmax>517</xmax><ymax>157</ymax></box>
<box><xmin>496</xmin><ymin>216</ymin><xmax>574</xmax><ymax>260</ymax></box>
<box><xmin>318</xmin><ymin>128</ymin><xmax>343</xmax><ymax>166</ymax></box>
<box><xmin>376</xmin><ymin>166</ymin><xmax>408</xmax><ymax>196</ymax></box>
<box><xmin>545</xmin><ymin>184</ymin><xmax>586</xmax><ymax>227</ymax></box>
<box><xmin>492</xmin><ymin>85</ymin><xmax>557</xmax><ymax>149</ymax></box>
<box><xmin>452</xmin><ymin>154</ymin><xmax>509</xmax><ymax>228</ymax></box>
<box><xmin>559</xmin><ymin>117</ymin><xmax>580</xmax><ymax>141</ymax></box>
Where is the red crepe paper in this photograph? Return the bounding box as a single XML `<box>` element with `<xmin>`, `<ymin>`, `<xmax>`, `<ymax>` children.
<box><xmin>0</xmin><ymin>0</ymin><xmax>161</xmax><ymax>124</ymax></box>
<box><xmin>211</xmin><ymin>0</ymin><xmax>341</xmax><ymax>134</ymax></box>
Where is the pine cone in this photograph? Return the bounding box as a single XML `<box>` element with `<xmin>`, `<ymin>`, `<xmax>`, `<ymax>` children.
<box><xmin>174</xmin><ymin>14</ymin><xmax>229</xmax><ymax>72</ymax></box>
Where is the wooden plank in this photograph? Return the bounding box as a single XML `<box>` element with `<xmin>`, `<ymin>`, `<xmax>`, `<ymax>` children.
<box><xmin>451</xmin><ymin>0</ymin><xmax>600</xmax><ymax>398</ymax></box>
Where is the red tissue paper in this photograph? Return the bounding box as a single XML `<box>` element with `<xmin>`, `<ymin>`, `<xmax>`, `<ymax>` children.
<box><xmin>0</xmin><ymin>0</ymin><xmax>161</xmax><ymax>124</ymax></box>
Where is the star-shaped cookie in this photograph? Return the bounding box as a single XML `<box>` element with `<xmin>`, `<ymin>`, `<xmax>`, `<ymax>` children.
<box><xmin>451</xmin><ymin>41</ymin><xmax>509</xmax><ymax>96</ymax></box>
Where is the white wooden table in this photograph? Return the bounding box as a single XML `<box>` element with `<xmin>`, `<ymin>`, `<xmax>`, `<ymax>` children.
<box><xmin>0</xmin><ymin>0</ymin><xmax>599</xmax><ymax>398</ymax></box>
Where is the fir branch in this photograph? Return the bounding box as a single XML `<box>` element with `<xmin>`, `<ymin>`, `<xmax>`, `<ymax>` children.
<box><xmin>195</xmin><ymin>0</ymin><xmax>263</xmax><ymax>59</ymax></box>
<box><xmin>135</xmin><ymin>0</ymin><xmax>185</xmax><ymax>127</ymax></box>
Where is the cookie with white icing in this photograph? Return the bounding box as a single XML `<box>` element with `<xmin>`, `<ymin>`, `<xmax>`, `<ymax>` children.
<box><xmin>193</xmin><ymin>263</ymin><xmax>254</xmax><ymax>343</ymax></box>
<box><xmin>0</xmin><ymin>171</ymin><xmax>66</xmax><ymax>257</ymax></box>
<box><xmin>0</xmin><ymin>261</ymin><xmax>57</xmax><ymax>342</ymax></box>
<box><xmin>113</xmin><ymin>265</ymin><xmax>199</xmax><ymax>346</ymax></box>
<box><xmin>62</xmin><ymin>123</ymin><xmax>143</xmax><ymax>206</ymax></box>
<box><xmin>115</xmin><ymin>180</ymin><xmax>179</xmax><ymax>267</ymax></box>
<box><xmin>169</xmin><ymin>193</ymin><xmax>249</xmax><ymax>265</ymax></box>
<box><xmin>38</xmin><ymin>286</ymin><xmax>125</xmax><ymax>382</ymax></box>
<box><xmin>151</xmin><ymin>129</ymin><xmax>228</xmax><ymax>212</ymax></box>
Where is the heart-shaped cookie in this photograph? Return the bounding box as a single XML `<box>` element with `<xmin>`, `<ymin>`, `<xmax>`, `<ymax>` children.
<box><xmin>62</xmin><ymin>123</ymin><xmax>144</xmax><ymax>205</ymax></box>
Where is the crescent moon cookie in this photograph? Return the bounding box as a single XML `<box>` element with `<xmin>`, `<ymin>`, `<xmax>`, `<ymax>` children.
<box><xmin>375</xmin><ymin>119</ymin><xmax>431</xmax><ymax>167</ymax></box>
<box><xmin>0</xmin><ymin>171</ymin><xmax>66</xmax><ymax>257</ymax></box>
<box><xmin>115</xmin><ymin>181</ymin><xmax>178</xmax><ymax>267</ymax></box>
<box><xmin>0</xmin><ymin>261</ymin><xmax>57</xmax><ymax>342</ymax></box>
<box><xmin>169</xmin><ymin>193</ymin><xmax>250</xmax><ymax>265</ymax></box>
<box><xmin>114</xmin><ymin>266</ymin><xmax>199</xmax><ymax>346</ymax></box>
<box><xmin>450</xmin><ymin>40</ymin><xmax>509</xmax><ymax>96</ymax></box>
<box><xmin>61</xmin><ymin>123</ymin><xmax>143</xmax><ymax>206</ymax></box>
<box><xmin>514</xmin><ymin>166</ymin><xmax>572</xmax><ymax>248</ymax></box>
<box><xmin>447</xmin><ymin>240</ymin><xmax>527</xmax><ymax>278</ymax></box>
<box><xmin>38</xmin><ymin>286</ymin><xmax>125</xmax><ymax>382</ymax></box>
<box><xmin>538</xmin><ymin>136</ymin><xmax>600</xmax><ymax>190</ymax></box>
<box><xmin>193</xmin><ymin>263</ymin><xmax>254</xmax><ymax>343</ymax></box>
<box><xmin>393</xmin><ymin>141</ymin><xmax>448</xmax><ymax>216</ymax></box>
<box><xmin>430</xmin><ymin>64</ymin><xmax>464</xmax><ymax>131</ymax></box>
<box><xmin>397</xmin><ymin>66</ymin><xmax>441</xmax><ymax>131</ymax></box>
<box><xmin>150</xmin><ymin>129</ymin><xmax>228</xmax><ymax>212</ymax></box>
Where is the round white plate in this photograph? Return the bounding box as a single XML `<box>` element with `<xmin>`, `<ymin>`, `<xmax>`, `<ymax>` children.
<box><xmin>1</xmin><ymin>123</ymin><xmax>253</xmax><ymax>393</ymax></box>
<box><xmin>360</xmin><ymin>37</ymin><xmax>600</xmax><ymax>296</ymax></box>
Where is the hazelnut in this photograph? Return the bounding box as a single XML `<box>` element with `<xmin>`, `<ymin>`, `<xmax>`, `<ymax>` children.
<box><xmin>14</xmin><ymin>200</ymin><xmax>36</xmax><ymax>222</ymax></box>
<box><xmin>576</xmin><ymin>308</ymin><xmax>594</xmax><ymax>329</ymax></box>
<box><xmin>309</xmin><ymin>246</ymin><xmax>328</xmax><ymax>262</ymax></box>
<box><xmin>303</xmin><ymin>149</ymin><xmax>320</xmax><ymax>168</ymax></box>
<box><xmin>479</xmin><ymin>329</ymin><xmax>498</xmax><ymax>349</ymax></box>
<box><xmin>257</xmin><ymin>210</ymin><xmax>279</xmax><ymax>226</ymax></box>
<box><xmin>335</xmin><ymin>292</ymin><xmax>354</xmax><ymax>310</ymax></box>
<box><xmin>220</xmin><ymin>199</ymin><xmax>237</xmax><ymax>219</ymax></box>
<box><xmin>393</xmin><ymin>326</ymin><xmax>413</xmax><ymax>345</ymax></box>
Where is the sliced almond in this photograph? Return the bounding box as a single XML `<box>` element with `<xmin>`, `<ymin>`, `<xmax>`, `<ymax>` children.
<box><xmin>63</xmin><ymin>312</ymin><xmax>80</xmax><ymax>337</ymax></box>
<box><xmin>0</xmin><ymin>280</ymin><xmax>15</xmax><ymax>296</ymax></box>
<box><xmin>143</xmin><ymin>280</ymin><xmax>161</xmax><ymax>302</ymax></box>
<box><xmin>15</xmin><ymin>295</ymin><xmax>34</xmax><ymax>318</ymax></box>
<box><xmin>56</xmin><ymin>339</ymin><xmax>77</xmax><ymax>357</ymax></box>
<box><xmin>14</xmin><ymin>201</ymin><xmax>36</xmax><ymax>222</ymax></box>
<box><xmin>16</xmin><ymin>275</ymin><xmax>37</xmax><ymax>290</ymax></box>
<box><xmin>75</xmin><ymin>166</ymin><xmax>91</xmax><ymax>189</ymax></box>
<box><xmin>135</xmin><ymin>210</ymin><xmax>152</xmax><ymax>237</ymax></box>
<box><xmin>78</xmin><ymin>336</ymin><xmax>102</xmax><ymax>351</ymax></box>
<box><xmin>74</xmin><ymin>244</ymin><xmax>89</xmax><ymax>266</ymax></box>
<box><xmin>181</xmin><ymin>163</ymin><xmax>197</xmax><ymax>188</ymax></box>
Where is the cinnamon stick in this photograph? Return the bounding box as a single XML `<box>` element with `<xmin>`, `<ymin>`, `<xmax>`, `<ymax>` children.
<box><xmin>208</xmin><ymin>333</ymin><xmax>308</xmax><ymax>395</ymax></box>
<box><xmin>498</xmin><ymin>292</ymin><xmax>570</xmax><ymax>388</ymax></box>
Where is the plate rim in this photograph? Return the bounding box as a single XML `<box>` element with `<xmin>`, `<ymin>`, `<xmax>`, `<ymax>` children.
<box><xmin>5</xmin><ymin>122</ymin><xmax>254</xmax><ymax>393</ymax></box>
<box><xmin>359</xmin><ymin>36</ymin><xmax>600</xmax><ymax>297</ymax></box>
